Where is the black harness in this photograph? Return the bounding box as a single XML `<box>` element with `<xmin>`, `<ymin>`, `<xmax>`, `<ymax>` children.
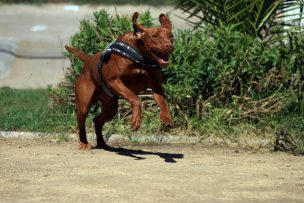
<box><xmin>98</xmin><ymin>41</ymin><xmax>161</xmax><ymax>97</ymax></box>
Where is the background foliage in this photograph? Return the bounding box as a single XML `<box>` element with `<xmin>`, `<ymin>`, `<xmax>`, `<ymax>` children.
<box><xmin>164</xmin><ymin>26</ymin><xmax>304</xmax><ymax>119</ymax></box>
<box><xmin>173</xmin><ymin>0</ymin><xmax>304</xmax><ymax>42</ymax></box>
<box><xmin>46</xmin><ymin>9</ymin><xmax>304</xmax><ymax>154</ymax></box>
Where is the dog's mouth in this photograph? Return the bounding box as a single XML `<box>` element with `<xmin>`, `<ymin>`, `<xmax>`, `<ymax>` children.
<box><xmin>152</xmin><ymin>51</ymin><xmax>170</xmax><ymax>66</ymax></box>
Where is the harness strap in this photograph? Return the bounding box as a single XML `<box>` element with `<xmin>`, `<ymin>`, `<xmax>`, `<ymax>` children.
<box><xmin>98</xmin><ymin>42</ymin><xmax>116</xmax><ymax>98</ymax></box>
<box><xmin>98</xmin><ymin>41</ymin><xmax>161</xmax><ymax>98</ymax></box>
<box><xmin>110</xmin><ymin>41</ymin><xmax>161</xmax><ymax>68</ymax></box>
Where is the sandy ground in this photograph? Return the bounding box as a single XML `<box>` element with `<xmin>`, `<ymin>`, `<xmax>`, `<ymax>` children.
<box><xmin>0</xmin><ymin>137</ymin><xmax>303</xmax><ymax>203</ymax></box>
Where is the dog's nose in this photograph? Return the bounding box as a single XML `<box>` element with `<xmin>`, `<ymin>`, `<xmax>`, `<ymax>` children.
<box><xmin>165</xmin><ymin>43</ymin><xmax>173</xmax><ymax>50</ymax></box>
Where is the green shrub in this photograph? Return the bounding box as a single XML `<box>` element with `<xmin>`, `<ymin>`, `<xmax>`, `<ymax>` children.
<box><xmin>279</xmin><ymin>32</ymin><xmax>304</xmax><ymax>116</ymax></box>
<box><xmin>163</xmin><ymin>26</ymin><xmax>294</xmax><ymax>118</ymax></box>
<box><xmin>50</xmin><ymin>9</ymin><xmax>303</xmax><ymax>122</ymax></box>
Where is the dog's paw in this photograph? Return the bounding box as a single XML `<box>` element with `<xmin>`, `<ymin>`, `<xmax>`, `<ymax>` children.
<box><xmin>161</xmin><ymin>121</ymin><xmax>173</xmax><ymax>127</ymax></box>
<box><xmin>160</xmin><ymin>122</ymin><xmax>173</xmax><ymax>132</ymax></box>
<box><xmin>160</xmin><ymin>114</ymin><xmax>173</xmax><ymax>132</ymax></box>
<box><xmin>131</xmin><ymin>122</ymin><xmax>141</xmax><ymax>131</ymax></box>
<box><xmin>160</xmin><ymin>114</ymin><xmax>173</xmax><ymax>126</ymax></box>
<box><xmin>79</xmin><ymin>142</ymin><xmax>92</xmax><ymax>150</ymax></box>
<box><xmin>130</xmin><ymin>113</ymin><xmax>142</xmax><ymax>131</ymax></box>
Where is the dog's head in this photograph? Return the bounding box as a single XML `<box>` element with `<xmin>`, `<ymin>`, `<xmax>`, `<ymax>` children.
<box><xmin>132</xmin><ymin>12</ymin><xmax>174</xmax><ymax>66</ymax></box>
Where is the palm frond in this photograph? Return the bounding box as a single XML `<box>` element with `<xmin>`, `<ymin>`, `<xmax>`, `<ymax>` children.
<box><xmin>173</xmin><ymin>0</ymin><xmax>304</xmax><ymax>44</ymax></box>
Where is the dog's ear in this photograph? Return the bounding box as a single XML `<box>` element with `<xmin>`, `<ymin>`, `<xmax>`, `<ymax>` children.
<box><xmin>159</xmin><ymin>14</ymin><xmax>172</xmax><ymax>30</ymax></box>
<box><xmin>132</xmin><ymin>12</ymin><xmax>146</xmax><ymax>38</ymax></box>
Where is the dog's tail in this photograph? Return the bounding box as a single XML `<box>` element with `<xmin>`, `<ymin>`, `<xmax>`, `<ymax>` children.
<box><xmin>65</xmin><ymin>45</ymin><xmax>88</xmax><ymax>62</ymax></box>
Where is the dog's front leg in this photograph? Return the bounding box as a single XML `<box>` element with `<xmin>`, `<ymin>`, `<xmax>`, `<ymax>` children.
<box><xmin>108</xmin><ymin>79</ymin><xmax>142</xmax><ymax>130</ymax></box>
<box><xmin>147</xmin><ymin>72</ymin><xmax>172</xmax><ymax>126</ymax></box>
<box><xmin>153</xmin><ymin>88</ymin><xmax>173</xmax><ymax>126</ymax></box>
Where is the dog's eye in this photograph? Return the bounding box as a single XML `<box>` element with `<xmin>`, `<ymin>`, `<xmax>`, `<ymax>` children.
<box><xmin>151</xmin><ymin>35</ymin><xmax>157</xmax><ymax>39</ymax></box>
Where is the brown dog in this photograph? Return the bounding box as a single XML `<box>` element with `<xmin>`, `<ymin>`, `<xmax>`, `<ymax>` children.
<box><xmin>65</xmin><ymin>12</ymin><xmax>173</xmax><ymax>149</ymax></box>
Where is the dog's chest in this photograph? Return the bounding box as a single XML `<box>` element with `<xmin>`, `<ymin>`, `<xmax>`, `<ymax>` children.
<box><xmin>122</xmin><ymin>67</ymin><xmax>149</xmax><ymax>93</ymax></box>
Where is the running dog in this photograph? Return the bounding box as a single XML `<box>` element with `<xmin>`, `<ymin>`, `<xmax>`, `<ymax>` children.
<box><xmin>65</xmin><ymin>12</ymin><xmax>173</xmax><ymax>149</ymax></box>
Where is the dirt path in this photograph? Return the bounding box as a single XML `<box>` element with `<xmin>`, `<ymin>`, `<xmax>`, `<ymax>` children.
<box><xmin>0</xmin><ymin>137</ymin><xmax>303</xmax><ymax>203</ymax></box>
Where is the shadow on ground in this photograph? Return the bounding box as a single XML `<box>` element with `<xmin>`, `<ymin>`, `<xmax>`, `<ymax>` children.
<box><xmin>103</xmin><ymin>146</ymin><xmax>184</xmax><ymax>163</ymax></box>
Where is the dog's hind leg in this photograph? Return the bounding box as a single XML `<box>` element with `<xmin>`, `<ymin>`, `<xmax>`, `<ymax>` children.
<box><xmin>75</xmin><ymin>74</ymin><xmax>95</xmax><ymax>150</ymax></box>
<box><xmin>93</xmin><ymin>97</ymin><xmax>118</xmax><ymax>149</ymax></box>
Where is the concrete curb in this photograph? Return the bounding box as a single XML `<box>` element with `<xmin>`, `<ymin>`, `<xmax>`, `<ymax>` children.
<box><xmin>0</xmin><ymin>131</ymin><xmax>202</xmax><ymax>145</ymax></box>
<box><xmin>107</xmin><ymin>134</ymin><xmax>202</xmax><ymax>145</ymax></box>
<box><xmin>0</xmin><ymin>131</ymin><xmax>273</xmax><ymax>148</ymax></box>
<box><xmin>0</xmin><ymin>131</ymin><xmax>46</xmax><ymax>138</ymax></box>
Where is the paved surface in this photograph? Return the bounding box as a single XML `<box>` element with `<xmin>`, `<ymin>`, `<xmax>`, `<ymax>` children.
<box><xmin>0</xmin><ymin>137</ymin><xmax>304</xmax><ymax>203</ymax></box>
<box><xmin>0</xmin><ymin>3</ymin><xmax>189</xmax><ymax>88</ymax></box>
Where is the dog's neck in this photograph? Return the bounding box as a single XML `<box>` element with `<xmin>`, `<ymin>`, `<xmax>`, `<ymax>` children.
<box><xmin>118</xmin><ymin>32</ymin><xmax>145</xmax><ymax>56</ymax></box>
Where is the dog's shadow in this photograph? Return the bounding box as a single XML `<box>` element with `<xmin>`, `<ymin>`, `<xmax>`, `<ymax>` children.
<box><xmin>103</xmin><ymin>146</ymin><xmax>184</xmax><ymax>163</ymax></box>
